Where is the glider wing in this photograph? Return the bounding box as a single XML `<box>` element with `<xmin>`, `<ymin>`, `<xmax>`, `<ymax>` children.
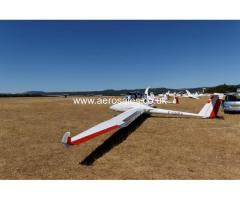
<box><xmin>62</xmin><ymin>108</ymin><xmax>145</xmax><ymax>146</ymax></box>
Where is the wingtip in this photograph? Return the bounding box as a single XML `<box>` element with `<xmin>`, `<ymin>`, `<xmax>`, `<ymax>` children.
<box><xmin>62</xmin><ymin>131</ymin><xmax>71</xmax><ymax>147</ymax></box>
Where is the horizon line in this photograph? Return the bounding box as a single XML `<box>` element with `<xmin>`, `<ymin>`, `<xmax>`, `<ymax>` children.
<box><xmin>1</xmin><ymin>83</ymin><xmax>239</xmax><ymax>94</ymax></box>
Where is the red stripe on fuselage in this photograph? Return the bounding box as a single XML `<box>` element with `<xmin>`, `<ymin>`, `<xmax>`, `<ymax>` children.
<box><xmin>210</xmin><ymin>99</ymin><xmax>221</xmax><ymax>118</ymax></box>
<box><xmin>68</xmin><ymin>125</ymin><xmax>121</xmax><ymax>145</ymax></box>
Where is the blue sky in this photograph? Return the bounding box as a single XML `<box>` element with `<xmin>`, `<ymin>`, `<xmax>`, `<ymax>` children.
<box><xmin>0</xmin><ymin>20</ymin><xmax>240</xmax><ymax>93</ymax></box>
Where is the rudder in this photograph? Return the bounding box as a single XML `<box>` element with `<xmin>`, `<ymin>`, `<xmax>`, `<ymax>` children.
<box><xmin>198</xmin><ymin>95</ymin><xmax>221</xmax><ymax>118</ymax></box>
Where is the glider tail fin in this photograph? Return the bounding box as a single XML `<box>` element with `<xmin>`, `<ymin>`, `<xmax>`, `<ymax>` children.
<box><xmin>186</xmin><ymin>90</ymin><xmax>193</xmax><ymax>96</ymax></box>
<box><xmin>198</xmin><ymin>95</ymin><xmax>221</xmax><ymax>118</ymax></box>
<box><xmin>145</xmin><ymin>87</ymin><xmax>150</xmax><ymax>98</ymax></box>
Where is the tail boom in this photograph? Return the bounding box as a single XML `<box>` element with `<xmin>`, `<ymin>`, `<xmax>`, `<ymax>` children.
<box><xmin>149</xmin><ymin>95</ymin><xmax>221</xmax><ymax>119</ymax></box>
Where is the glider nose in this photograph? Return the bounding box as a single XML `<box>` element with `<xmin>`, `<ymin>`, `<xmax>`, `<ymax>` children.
<box><xmin>110</xmin><ymin>104</ymin><xmax>117</xmax><ymax>110</ymax></box>
<box><xmin>110</xmin><ymin>103</ymin><xmax>123</xmax><ymax>111</ymax></box>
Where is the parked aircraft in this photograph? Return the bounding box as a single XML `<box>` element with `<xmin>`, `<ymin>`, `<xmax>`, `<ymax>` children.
<box><xmin>158</xmin><ymin>91</ymin><xmax>182</xmax><ymax>98</ymax></box>
<box><xmin>182</xmin><ymin>90</ymin><xmax>201</xmax><ymax>99</ymax></box>
<box><xmin>145</xmin><ymin>87</ymin><xmax>178</xmax><ymax>104</ymax></box>
<box><xmin>62</xmin><ymin>95</ymin><xmax>221</xmax><ymax>146</ymax></box>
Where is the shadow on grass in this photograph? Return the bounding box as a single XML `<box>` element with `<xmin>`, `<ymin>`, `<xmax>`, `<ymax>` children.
<box><xmin>80</xmin><ymin>113</ymin><xmax>150</xmax><ymax>166</ymax></box>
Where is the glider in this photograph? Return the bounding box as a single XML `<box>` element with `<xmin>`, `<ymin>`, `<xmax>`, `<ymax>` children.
<box><xmin>62</xmin><ymin>95</ymin><xmax>221</xmax><ymax>146</ymax></box>
<box><xmin>182</xmin><ymin>90</ymin><xmax>201</xmax><ymax>99</ymax></box>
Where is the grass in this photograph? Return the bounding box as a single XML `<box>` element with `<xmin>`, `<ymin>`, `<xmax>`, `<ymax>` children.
<box><xmin>0</xmin><ymin>96</ymin><xmax>240</xmax><ymax>179</ymax></box>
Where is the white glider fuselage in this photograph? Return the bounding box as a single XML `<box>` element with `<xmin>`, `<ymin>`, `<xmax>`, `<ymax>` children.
<box><xmin>110</xmin><ymin>101</ymin><xmax>200</xmax><ymax>117</ymax></box>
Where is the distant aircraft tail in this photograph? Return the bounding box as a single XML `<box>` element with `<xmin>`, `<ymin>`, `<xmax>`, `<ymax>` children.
<box><xmin>144</xmin><ymin>87</ymin><xmax>155</xmax><ymax>105</ymax></box>
<box><xmin>186</xmin><ymin>90</ymin><xmax>191</xmax><ymax>96</ymax></box>
<box><xmin>198</xmin><ymin>95</ymin><xmax>221</xmax><ymax>118</ymax></box>
<box><xmin>144</xmin><ymin>87</ymin><xmax>150</xmax><ymax>98</ymax></box>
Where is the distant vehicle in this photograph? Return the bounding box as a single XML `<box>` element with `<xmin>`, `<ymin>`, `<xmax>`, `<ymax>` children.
<box><xmin>214</xmin><ymin>93</ymin><xmax>225</xmax><ymax>99</ymax></box>
<box><xmin>222</xmin><ymin>93</ymin><xmax>240</xmax><ymax>113</ymax></box>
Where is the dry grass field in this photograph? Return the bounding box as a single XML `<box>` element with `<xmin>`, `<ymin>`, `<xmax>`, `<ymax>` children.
<box><xmin>0</xmin><ymin>96</ymin><xmax>240</xmax><ymax>179</ymax></box>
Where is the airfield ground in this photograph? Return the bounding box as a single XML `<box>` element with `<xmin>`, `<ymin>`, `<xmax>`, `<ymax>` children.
<box><xmin>0</xmin><ymin>96</ymin><xmax>240</xmax><ymax>179</ymax></box>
